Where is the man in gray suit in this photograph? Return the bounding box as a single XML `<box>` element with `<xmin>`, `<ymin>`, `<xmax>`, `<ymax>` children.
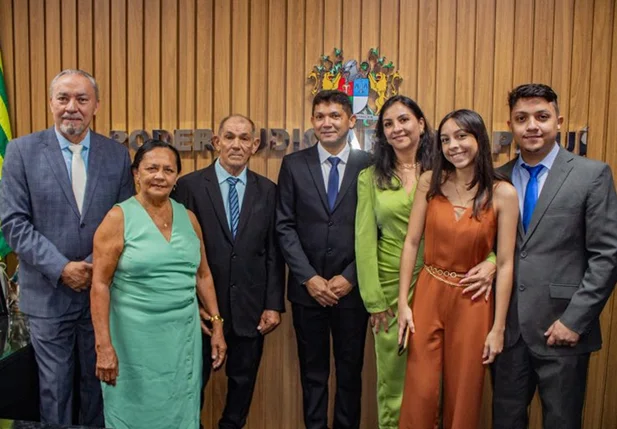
<box><xmin>0</xmin><ymin>69</ymin><xmax>133</xmax><ymax>426</ymax></box>
<box><xmin>492</xmin><ymin>83</ymin><xmax>617</xmax><ymax>429</ymax></box>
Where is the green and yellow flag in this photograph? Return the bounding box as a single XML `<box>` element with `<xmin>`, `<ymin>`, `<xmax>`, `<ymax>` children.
<box><xmin>0</xmin><ymin>50</ymin><xmax>13</xmax><ymax>257</ymax></box>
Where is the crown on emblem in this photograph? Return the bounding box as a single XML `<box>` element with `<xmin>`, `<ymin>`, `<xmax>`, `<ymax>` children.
<box><xmin>308</xmin><ymin>48</ymin><xmax>403</xmax><ymax>118</ymax></box>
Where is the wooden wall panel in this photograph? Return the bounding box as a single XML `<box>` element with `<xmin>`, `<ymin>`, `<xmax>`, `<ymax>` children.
<box><xmin>61</xmin><ymin>0</ymin><xmax>78</xmax><ymax>69</ymax></box>
<box><xmin>435</xmin><ymin>0</ymin><xmax>457</xmax><ymax>122</ymax></box>
<box><xmin>455</xmin><ymin>0</ymin><xmax>475</xmax><ymax>110</ymax></box>
<box><xmin>77</xmin><ymin>0</ymin><xmax>94</xmax><ymax>73</ymax></box>
<box><xmin>2</xmin><ymin>1</ymin><xmax>617</xmax><ymax>428</ymax></box>
<box><xmin>28</xmin><ymin>0</ymin><xmax>47</xmax><ymax>132</ymax></box>
<box><xmin>45</xmin><ymin>0</ymin><xmax>61</xmax><ymax>127</ymax></box>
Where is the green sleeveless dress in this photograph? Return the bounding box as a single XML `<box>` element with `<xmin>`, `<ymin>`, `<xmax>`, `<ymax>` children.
<box><xmin>102</xmin><ymin>197</ymin><xmax>202</xmax><ymax>429</ymax></box>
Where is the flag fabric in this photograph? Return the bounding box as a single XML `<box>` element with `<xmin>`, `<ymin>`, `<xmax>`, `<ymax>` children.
<box><xmin>0</xmin><ymin>50</ymin><xmax>13</xmax><ymax>257</ymax></box>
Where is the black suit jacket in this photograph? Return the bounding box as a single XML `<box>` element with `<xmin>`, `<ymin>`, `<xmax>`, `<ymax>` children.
<box><xmin>276</xmin><ymin>144</ymin><xmax>371</xmax><ymax>308</ymax></box>
<box><xmin>172</xmin><ymin>163</ymin><xmax>285</xmax><ymax>338</ymax></box>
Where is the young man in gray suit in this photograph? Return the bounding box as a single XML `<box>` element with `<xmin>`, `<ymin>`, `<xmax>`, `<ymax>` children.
<box><xmin>492</xmin><ymin>83</ymin><xmax>617</xmax><ymax>429</ymax></box>
<box><xmin>0</xmin><ymin>69</ymin><xmax>134</xmax><ymax>426</ymax></box>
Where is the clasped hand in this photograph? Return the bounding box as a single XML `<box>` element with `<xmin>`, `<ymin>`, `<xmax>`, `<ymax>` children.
<box><xmin>305</xmin><ymin>275</ymin><xmax>352</xmax><ymax>307</ymax></box>
<box><xmin>61</xmin><ymin>261</ymin><xmax>92</xmax><ymax>291</ymax></box>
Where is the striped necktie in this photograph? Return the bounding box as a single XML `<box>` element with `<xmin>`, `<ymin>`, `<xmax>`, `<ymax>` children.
<box><xmin>226</xmin><ymin>176</ymin><xmax>240</xmax><ymax>238</ymax></box>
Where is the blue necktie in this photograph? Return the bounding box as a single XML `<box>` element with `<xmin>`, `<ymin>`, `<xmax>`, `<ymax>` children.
<box><xmin>522</xmin><ymin>164</ymin><xmax>544</xmax><ymax>232</ymax></box>
<box><xmin>226</xmin><ymin>176</ymin><xmax>240</xmax><ymax>238</ymax></box>
<box><xmin>327</xmin><ymin>157</ymin><xmax>341</xmax><ymax>211</ymax></box>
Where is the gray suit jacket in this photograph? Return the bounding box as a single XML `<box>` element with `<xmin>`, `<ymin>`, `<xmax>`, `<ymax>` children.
<box><xmin>0</xmin><ymin>127</ymin><xmax>134</xmax><ymax>317</ymax></box>
<box><xmin>499</xmin><ymin>147</ymin><xmax>617</xmax><ymax>356</ymax></box>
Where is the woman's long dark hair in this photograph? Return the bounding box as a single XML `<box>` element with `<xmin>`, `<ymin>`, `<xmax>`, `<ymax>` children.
<box><xmin>372</xmin><ymin>95</ymin><xmax>434</xmax><ymax>190</ymax></box>
<box><xmin>428</xmin><ymin>109</ymin><xmax>508</xmax><ymax>218</ymax></box>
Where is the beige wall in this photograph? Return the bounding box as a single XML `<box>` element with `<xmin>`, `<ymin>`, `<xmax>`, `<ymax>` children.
<box><xmin>2</xmin><ymin>0</ymin><xmax>617</xmax><ymax>427</ymax></box>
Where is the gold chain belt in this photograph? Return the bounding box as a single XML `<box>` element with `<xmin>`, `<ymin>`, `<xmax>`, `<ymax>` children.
<box><xmin>423</xmin><ymin>264</ymin><xmax>465</xmax><ymax>287</ymax></box>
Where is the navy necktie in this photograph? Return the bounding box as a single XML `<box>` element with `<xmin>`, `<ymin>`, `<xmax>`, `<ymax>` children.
<box><xmin>522</xmin><ymin>164</ymin><xmax>544</xmax><ymax>232</ymax></box>
<box><xmin>226</xmin><ymin>176</ymin><xmax>240</xmax><ymax>238</ymax></box>
<box><xmin>327</xmin><ymin>157</ymin><xmax>341</xmax><ymax>211</ymax></box>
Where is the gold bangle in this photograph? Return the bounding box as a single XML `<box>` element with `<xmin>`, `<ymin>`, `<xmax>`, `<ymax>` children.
<box><xmin>209</xmin><ymin>314</ymin><xmax>224</xmax><ymax>324</ymax></box>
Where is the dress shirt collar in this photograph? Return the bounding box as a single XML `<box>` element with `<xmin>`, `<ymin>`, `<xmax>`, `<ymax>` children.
<box><xmin>515</xmin><ymin>141</ymin><xmax>560</xmax><ymax>171</ymax></box>
<box><xmin>214</xmin><ymin>158</ymin><xmax>248</xmax><ymax>185</ymax></box>
<box><xmin>55</xmin><ymin>127</ymin><xmax>91</xmax><ymax>151</ymax></box>
<box><xmin>317</xmin><ymin>142</ymin><xmax>351</xmax><ymax>165</ymax></box>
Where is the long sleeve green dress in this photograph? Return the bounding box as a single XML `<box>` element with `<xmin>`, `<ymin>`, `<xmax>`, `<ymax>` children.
<box><xmin>355</xmin><ymin>167</ymin><xmax>424</xmax><ymax>429</ymax></box>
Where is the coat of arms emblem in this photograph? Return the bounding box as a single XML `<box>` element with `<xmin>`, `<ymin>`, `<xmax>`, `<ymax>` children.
<box><xmin>308</xmin><ymin>48</ymin><xmax>403</xmax><ymax>120</ymax></box>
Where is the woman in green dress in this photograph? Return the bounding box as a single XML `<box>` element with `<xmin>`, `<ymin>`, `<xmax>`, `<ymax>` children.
<box><xmin>90</xmin><ymin>140</ymin><xmax>227</xmax><ymax>429</ymax></box>
<box><xmin>355</xmin><ymin>96</ymin><xmax>496</xmax><ymax>429</ymax></box>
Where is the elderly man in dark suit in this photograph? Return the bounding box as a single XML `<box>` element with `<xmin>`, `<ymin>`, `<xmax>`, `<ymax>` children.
<box><xmin>276</xmin><ymin>90</ymin><xmax>371</xmax><ymax>429</ymax></box>
<box><xmin>172</xmin><ymin>114</ymin><xmax>285</xmax><ymax>429</ymax></box>
<box><xmin>492</xmin><ymin>83</ymin><xmax>617</xmax><ymax>429</ymax></box>
<box><xmin>0</xmin><ymin>69</ymin><xmax>134</xmax><ymax>426</ymax></box>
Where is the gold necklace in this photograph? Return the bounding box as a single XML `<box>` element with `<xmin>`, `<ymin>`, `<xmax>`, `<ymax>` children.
<box><xmin>399</xmin><ymin>162</ymin><xmax>419</xmax><ymax>170</ymax></box>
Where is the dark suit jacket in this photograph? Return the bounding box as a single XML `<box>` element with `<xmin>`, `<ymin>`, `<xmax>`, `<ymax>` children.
<box><xmin>0</xmin><ymin>127</ymin><xmax>134</xmax><ymax>317</ymax></box>
<box><xmin>172</xmin><ymin>163</ymin><xmax>285</xmax><ymax>338</ymax></box>
<box><xmin>276</xmin><ymin>144</ymin><xmax>371</xmax><ymax>308</ymax></box>
<box><xmin>498</xmin><ymin>147</ymin><xmax>617</xmax><ymax>356</ymax></box>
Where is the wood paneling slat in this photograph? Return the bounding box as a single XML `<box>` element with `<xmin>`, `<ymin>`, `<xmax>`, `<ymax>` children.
<box><xmin>455</xmin><ymin>0</ymin><xmax>476</xmax><ymax>110</ymax></box>
<box><xmin>360</xmin><ymin>0</ymin><xmax>379</xmax><ymax>69</ymax></box>
<box><xmin>583</xmin><ymin>2</ymin><xmax>614</xmax><ymax>426</ymax></box>
<box><xmin>511</xmin><ymin>0</ymin><xmax>534</xmax><ymax>86</ymax></box>
<box><xmin>247</xmin><ymin>0</ymin><xmax>268</xmax><ymax>181</ymax></box>
<box><xmin>143</xmin><ymin>0</ymin><xmax>161</xmax><ymax>136</ymax></box>
<box><xmin>45</xmin><ymin>0</ymin><xmax>61</xmax><ymax>128</ymax></box>
<box><xmin>397</xmin><ymin>0</ymin><xmax>419</xmax><ymax>100</ymax></box>
<box><xmin>213</xmin><ymin>0</ymin><xmax>231</xmax><ymax>128</ymax></box>
<box><xmin>473</xmin><ymin>0</ymin><xmax>495</xmax><ymax>131</ymax></box>
<box><xmin>323</xmin><ymin>0</ymin><xmax>342</xmax><ymax>53</ymax></box>
<box><xmin>0</xmin><ymin>0</ymin><xmax>15</xmax><ymax>133</ymax></box>
<box><xmin>531</xmin><ymin>0</ymin><xmax>555</xmax><ymax>84</ymax></box>
<box><xmin>179</xmin><ymin>0</ymin><xmax>197</xmax><ymax>173</ymax></box>
<box><xmin>77</xmin><ymin>0</ymin><xmax>94</xmax><ymax>73</ymax></box>
<box><xmin>29</xmin><ymin>0</ymin><xmax>47</xmax><ymax>132</ymax></box>
<box><xmin>230</xmin><ymin>0</ymin><xmax>249</xmax><ymax>116</ymax></box>
<box><xmin>435</xmin><ymin>0</ymin><xmax>456</xmax><ymax>122</ymax></box>
<box><xmin>13</xmin><ymin>0</ymin><xmax>31</xmax><ymax>136</ymax></box>
<box><xmin>550</xmin><ymin>0</ymin><xmax>574</xmax><ymax>144</ymax></box>
<box><xmin>491</xmin><ymin>0</ymin><xmax>514</xmax><ymax>166</ymax></box>
<box><xmin>568</xmin><ymin>0</ymin><xmax>593</xmax><ymax>132</ymax></box>
<box><xmin>341</xmin><ymin>0</ymin><xmax>362</xmax><ymax>64</ymax></box>
<box><xmin>127</xmin><ymin>0</ymin><xmax>144</xmax><ymax>133</ymax></box>
<box><xmin>61</xmin><ymin>0</ymin><xmax>78</xmax><ymax>69</ymax></box>
<box><xmin>303</xmin><ymin>0</ymin><xmax>323</xmax><ymax>133</ymax></box>
<box><xmin>265</xmin><ymin>0</ymin><xmax>286</xmax><ymax>192</ymax></box>
<box><xmin>195</xmin><ymin>0</ymin><xmax>214</xmax><ymax>171</ymax></box>
<box><xmin>160</xmin><ymin>0</ymin><xmax>178</xmax><ymax>137</ymax></box>
<box><xmin>111</xmin><ymin>0</ymin><xmax>127</xmax><ymax>132</ymax></box>
<box><xmin>379</xmin><ymin>0</ymin><xmax>399</xmax><ymax>66</ymax></box>
<box><xmin>281</xmin><ymin>0</ymin><xmax>306</xmax><ymax>425</ymax></box>
<box><xmin>93</xmin><ymin>0</ymin><xmax>111</xmax><ymax>135</ymax></box>
<box><xmin>416</xmin><ymin>0</ymin><xmax>437</xmax><ymax>125</ymax></box>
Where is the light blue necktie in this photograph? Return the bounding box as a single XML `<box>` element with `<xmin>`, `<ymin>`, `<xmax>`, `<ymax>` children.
<box><xmin>226</xmin><ymin>176</ymin><xmax>240</xmax><ymax>238</ymax></box>
<box><xmin>327</xmin><ymin>157</ymin><xmax>341</xmax><ymax>211</ymax></box>
<box><xmin>522</xmin><ymin>164</ymin><xmax>544</xmax><ymax>232</ymax></box>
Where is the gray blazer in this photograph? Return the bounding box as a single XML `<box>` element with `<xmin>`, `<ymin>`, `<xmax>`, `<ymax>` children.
<box><xmin>498</xmin><ymin>147</ymin><xmax>617</xmax><ymax>356</ymax></box>
<box><xmin>0</xmin><ymin>127</ymin><xmax>134</xmax><ymax>317</ymax></box>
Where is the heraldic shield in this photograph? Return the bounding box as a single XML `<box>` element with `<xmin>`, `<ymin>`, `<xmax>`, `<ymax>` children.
<box><xmin>338</xmin><ymin>76</ymin><xmax>369</xmax><ymax>115</ymax></box>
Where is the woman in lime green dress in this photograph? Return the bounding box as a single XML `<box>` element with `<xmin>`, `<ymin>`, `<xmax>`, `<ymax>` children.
<box><xmin>355</xmin><ymin>96</ymin><xmax>496</xmax><ymax>429</ymax></box>
<box><xmin>90</xmin><ymin>140</ymin><xmax>227</xmax><ymax>429</ymax></box>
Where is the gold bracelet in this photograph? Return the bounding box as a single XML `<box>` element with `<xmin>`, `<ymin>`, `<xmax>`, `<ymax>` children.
<box><xmin>209</xmin><ymin>314</ymin><xmax>224</xmax><ymax>324</ymax></box>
